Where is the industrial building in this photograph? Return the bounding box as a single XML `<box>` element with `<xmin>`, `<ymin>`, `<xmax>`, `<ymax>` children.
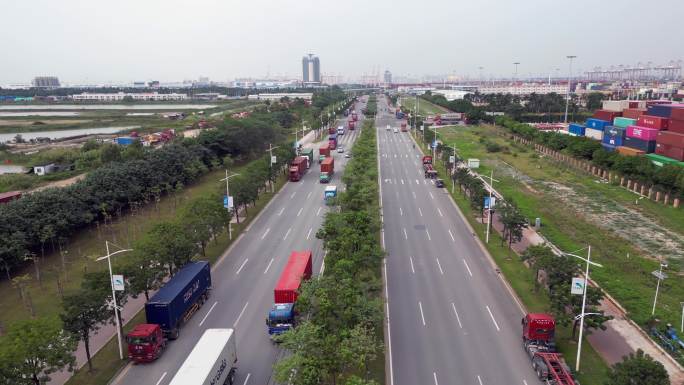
<box><xmin>72</xmin><ymin>92</ymin><xmax>187</xmax><ymax>101</ymax></box>
<box><xmin>476</xmin><ymin>82</ymin><xmax>568</xmax><ymax>95</ymax></box>
<box><xmin>302</xmin><ymin>54</ymin><xmax>321</xmax><ymax>84</ymax></box>
<box><xmin>247</xmin><ymin>93</ymin><xmax>313</xmax><ymax>102</ymax></box>
<box><xmin>31</xmin><ymin>76</ymin><xmax>60</xmax><ymax>88</ymax></box>
<box><xmin>384</xmin><ymin>70</ymin><xmax>392</xmax><ymax>84</ymax></box>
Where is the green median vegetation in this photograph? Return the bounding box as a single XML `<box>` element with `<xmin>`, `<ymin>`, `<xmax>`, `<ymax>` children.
<box><xmin>274</xmin><ymin>119</ymin><xmax>384</xmax><ymax>385</ymax></box>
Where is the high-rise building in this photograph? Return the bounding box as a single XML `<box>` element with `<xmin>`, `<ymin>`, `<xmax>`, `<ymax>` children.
<box><xmin>384</xmin><ymin>70</ymin><xmax>392</xmax><ymax>84</ymax></box>
<box><xmin>302</xmin><ymin>54</ymin><xmax>321</xmax><ymax>84</ymax></box>
<box><xmin>31</xmin><ymin>76</ymin><xmax>60</xmax><ymax>88</ymax></box>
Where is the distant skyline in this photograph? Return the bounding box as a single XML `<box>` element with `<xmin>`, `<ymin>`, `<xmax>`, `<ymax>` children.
<box><xmin>1</xmin><ymin>0</ymin><xmax>683</xmax><ymax>85</ymax></box>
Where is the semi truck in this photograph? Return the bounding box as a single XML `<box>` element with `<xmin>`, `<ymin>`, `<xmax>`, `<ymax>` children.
<box><xmin>396</xmin><ymin>109</ymin><xmax>405</xmax><ymax>119</ymax></box>
<box><xmin>319</xmin><ymin>143</ymin><xmax>330</xmax><ymax>163</ymax></box>
<box><xmin>267</xmin><ymin>251</ymin><xmax>313</xmax><ymax>336</ymax></box>
<box><xmin>328</xmin><ymin>133</ymin><xmax>338</xmax><ymax>150</ymax></box>
<box><xmin>324</xmin><ymin>185</ymin><xmax>337</xmax><ymax>203</ymax></box>
<box><xmin>351</xmin><ymin>111</ymin><xmax>358</xmax><ymax>122</ymax></box>
<box><xmin>320</xmin><ymin>157</ymin><xmax>334</xmax><ymax>183</ymax></box>
<box><xmin>400</xmin><ymin>122</ymin><xmax>407</xmax><ymax>132</ymax></box>
<box><xmin>522</xmin><ymin>313</ymin><xmax>578</xmax><ymax>385</ymax></box>
<box><xmin>348</xmin><ymin>120</ymin><xmax>355</xmax><ymax>130</ymax></box>
<box><xmin>300</xmin><ymin>148</ymin><xmax>314</xmax><ymax>167</ymax></box>
<box><xmin>288</xmin><ymin>156</ymin><xmax>308</xmax><ymax>182</ymax></box>
<box><xmin>328</xmin><ymin>125</ymin><xmax>336</xmax><ymax>135</ymax></box>
<box><xmin>168</xmin><ymin>328</ymin><xmax>238</xmax><ymax>385</ymax></box>
<box><xmin>126</xmin><ymin>261</ymin><xmax>211</xmax><ymax>363</ymax></box>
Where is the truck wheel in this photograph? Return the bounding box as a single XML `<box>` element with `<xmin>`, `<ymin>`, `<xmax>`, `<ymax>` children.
<box><xmin>227</xmin><ymin>369</ymin><xmax>236</xmax><ymax>385</ymax></box>
<box><xmin>170</xmin><ymin>328</ymin><xmax>179</xmax><ymax>340</ymax></box>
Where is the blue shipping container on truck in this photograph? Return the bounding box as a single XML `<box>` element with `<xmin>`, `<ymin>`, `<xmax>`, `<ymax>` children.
<box><xmin>145</xmin><ymin>261</ymin><xmax>211</xmax><ymax>335</ymax></box>
<box><xmin>623</xmin><ymin>136</ymin><xmax>657</xmax><ymax>153</ymax></box>
<box><xmin>646</xmin><ymin>104</ymin><xmax>674</xmax><ymax>118</ymax></box>
<box><xmin>601</xmin><ymin>142</ymin><xmax>617</xmax><ymax>152</ymax></box>
<box><xmin>568</xmin><ymin>123</ymin><xmax>585</xmax><ymax>136</ymax></box>
<box><xmin>586</xmin><ymin>118</ymin><xmax>610</xmax><ymax>130</ymax></box>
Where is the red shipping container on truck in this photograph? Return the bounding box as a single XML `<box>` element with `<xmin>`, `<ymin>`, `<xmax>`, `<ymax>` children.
<box><xmin>593</xmin><ymin>110</ymin><xmax>622</xmax><ymax>122</ymax></box>
<box><xmin>274</xmin><ymin>250</ymin><xmax>313</xmax><ymax>304</ymax></box>
<box><xmin>638</xmin><ymin>115</ymin><xmax>669</xmax><ymax>129</ymax></box>
<box><xmin>655</xmin><ymin>143</ymin><xmax>684</xmax><ymax>161</ymax></box>
<box><xmin>656</xmin><ymin>131</ymin><xmax>684</xmax><ymax>148</ymax></box>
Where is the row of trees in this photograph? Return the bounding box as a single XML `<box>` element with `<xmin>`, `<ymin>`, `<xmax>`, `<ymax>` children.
<box><xmin>274</xmin><ymin>120</ymin><xmax>384</xmax><ymax>385</ymax></box>
<box><xmin>496</xmin><ymin>116</ymin><xmax>684</xmax><ymax>197</ymax></box>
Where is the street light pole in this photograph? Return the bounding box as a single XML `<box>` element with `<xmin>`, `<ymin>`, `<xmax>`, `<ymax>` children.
<box><xmin>220</xmin><ymin>170</ymin><xmax>240</xmax><ymax>240</ymax></box>
<box><xmin>265</xmin><ymin>144</ymin><xmax>280</xmax><ymax>193</ymax></box>
<box><xmin>680</xmin><ymin>302</ymin><xmax>684</xmax><ymax>333</ymax></box>
<box><xmin>451</xmin><ymin>144</ymin><xmax>456</xmax><ymax>194</ymax></box>
<box><xmin>652</xmin><ymin>262</ymin><xmax>668</xmax><ymax>315</ymax></box>
<box><xmin>563</xmin><ymin>246</ymin><xmax>602</xmax><ymax>372</ymax></box>
<box><xmin>95</xmin><ymin>241</ymin><xmax>132</xmax><ymax>360</ymax></box>
<box><xmin>485</xmin><ymin>170</ymin><xmax>498</xmax><ymax>244</ymax></box>
<box><xmin>564</xmin><ymin>55</ymin><xmax>577</xmax><ymax>124</ymax></box>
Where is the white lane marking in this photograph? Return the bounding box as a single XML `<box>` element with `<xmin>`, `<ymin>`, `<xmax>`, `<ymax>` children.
<box><xmin>401</xmin><ymin>179</ymin><xmax>404</xmax><ymax>185</ymax></box>
<box><xmin>384</xmin><ymin>261</ymin><xmax>395</xmax><ymax>385</ymax></box>
<box><xmin>199</xmin><ymin>301</ymin><xmax>218</xmax><ymax>326</ymax></box>
<box><xmin>448</xmin><ymin>229</ymin><xmax>455</xmax><ymax>242</ymax></box>
<box><xmin>418</xmin><ymin>207</ymin><xmax>423</xmax><ymax>216</ymax></box>
<box><xmin>261</xmin><ymin>228</ymin><xmax>270</xmax><ymax>239</ymax></box>
<box><xmin>296</xmin><ymin>207</ymin><xmax>303</xmax><ymax>217</ymax></box>
<box><xmin>283</xmin><ymin>227</ymin><xmax>292</xmax><ymax>240</ymax></box>
<box><xmin>426</xmin><ymin>229</ymin><xmax>431</xmax><ymax>241</ymax></box>
<box><xmin>403</xmin><ymin>228</ymin><xmax>408</xmax><ymax>240</ymax></box>
<box><xmin>523</xmin><ymin>381</ymin><xmax>528</xmax><ymax>385</ymax></box>
<box><xmin>412</xmin><ymin>191</ymin><xmax>416</xmax><ymax>199</ymax></box>
<box><xmin>410</xmin><ymin>257</ymin><xmax>415</xmax><ymax>274</ymax></box>
<box><xmin>290</xmin><ymin>191</ymin><xmax>296</xmax><ymax>199</ymax></box>
<box><xmin>263</xmin><ymin>258</ymin><xmax>274</xmax><ymax>274</ymax></box>
<box><xmin>320</xmin><ymin>259</ymin><xmax>325</xmax><ymax>275</ymax></box>
<box><xmin>436</xmin><ymin>258</ymin><xmax>444</xmax><ymax>275</ymax></box>
<box><xmin>306</xmin><ymin>227</ymin><xmax>313</xmax><ymax>239</ymax></box>
<box><xmin>431</xmin><ymin>180</ymin><xmax>435</xmax><ymax>185</ymax></box>
<box><xmin>396</xmin><ymin>191</ymin><xmax>399</xmax><ymax>199</ymax></box>
<box><xmin>236</xmin><ymin>258</ymin><xmax>248</xmax><ymax>275</ymax></box>
<box><xmin>433</xmin><ymin>372</ymin><xmax>439</xmax><ymax>385</ymax></box>
<box><xmin>451</xmin><ymin>302</ymin><xmax>463</xmax><ymax>328</ymax></box>
<box><xmin>486</xmin><ymin>305</ymin><xmax>501</xmax><ymax>331</ymax></box>
<box><xmin>382</xmin><ymin>231</ymin><xmax>386</xmax><ymax>249</ymax></box>
<box><xmin>306</xmin><ymin>191</ymin><xmax>312</xmax><ymax>199</ymax></box>
<box><xmin>429</xmin><ymin>192</ymin><xmax>434</xmax><ymax>199</ymax></box>
<box><xmin>400</xmin><ymin>207</ymin><xmax>403</xmax><ymax>216</ymax></box>
<box><xmin>438</xmin><ymin>208</ymin><xmax>443</xmax><ymax>217</ymax></box>
<box><xmin>155</xmin><ymin>372</ymin><xmax>167</xmax><ymax>385</ymax></box>
<box><xmin>416</xmin><ymin>179</ymin><xmax>420</xmax><ymax>185</ymax></box>
<box><xmin>477</xmin><ymin>375</ymin><xmax>483</xmax><ymax>385</ymax></box>
<box><xmin>463</xmin><ymin>259</ymin><xmax>473</xmax><ymax>277</ymax></box>
<box><xmin>242</xmin><ymin>373</ymin><xmax>251</xmax><ymax>385</ymax></box>
<box><xmin>277</xmin><ymin>207</ymin><xmax>284</xmax><ymax>216</ymax></box>
<box><xmin>233</xmin><ymin>302</ymin><xmax>249</xmax><ymax>327</ymax></box>
<box><xmin>316</xmin><ymin>207</ymin><xmax>322</xmax><ymax>216</ymax></box>
<box><xmin>418</xmin><ymin>301</ymin><xmax>426</xmax><ymax>326</ymax></box>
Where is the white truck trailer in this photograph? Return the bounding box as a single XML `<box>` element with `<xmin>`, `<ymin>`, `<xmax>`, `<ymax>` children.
<box><xmin>168</xmin><ymin>328</ymin><xmax>238</xmax><ymax>385</ymax></box>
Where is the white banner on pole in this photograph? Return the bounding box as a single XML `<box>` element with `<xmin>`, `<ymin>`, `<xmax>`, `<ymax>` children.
<box><xmin>112</xmin><ymin>275</ymin><xmax>125</xmax><ymax>291</ymax></box>
<box><xmin>571</xmin><ymin>277</ymin><xmax>585</xmax><ymax>295</ymax></box>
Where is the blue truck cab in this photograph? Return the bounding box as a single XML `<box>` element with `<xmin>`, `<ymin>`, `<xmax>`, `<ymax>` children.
<box><xmin>144</xmin><ymin>261</ymin><xmax>211</xmax><ymax>339</ymax></box>
<box><xmin>267</xmin><ymin>303</ymin><xmax>295</xmax><ymax>336</ymax></box>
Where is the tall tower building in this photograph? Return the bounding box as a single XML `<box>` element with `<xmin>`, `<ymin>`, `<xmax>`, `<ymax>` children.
<box><xmin>302</xmin><ymin>54</ymin><xmax>321</xmax><ymax>84</ymax></box>
<box><xmin>384</xmin><ymin>70</ymin><xmax>392</xmax><ymax>84</ymax></box>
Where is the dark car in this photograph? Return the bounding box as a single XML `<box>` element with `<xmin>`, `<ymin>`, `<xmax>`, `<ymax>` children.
<box><xmin>435</xmin><ymin>179</ymin><xmax>445</xmax><ymax>188</ymax></box>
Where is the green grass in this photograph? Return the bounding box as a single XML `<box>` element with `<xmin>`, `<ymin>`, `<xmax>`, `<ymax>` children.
<box><xmin>415</xmin><ymin>131</ymin><xmax>610</xmax><ymax>384</ymax></box>
<box><xmin>64</xmin><ymin>172</ymin><xmax>289</xmax><ymax>385</ymax></box>
<box><xmin>398</xmin><ymin>96</ymin><xmax>447</xmax><ymax>115</ymax></box>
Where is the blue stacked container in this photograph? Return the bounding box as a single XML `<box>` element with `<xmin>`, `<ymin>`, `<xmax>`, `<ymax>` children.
<box><xmin>601</xmin><ymin>142</ymin><xmax>617</xmax><ymax>152</ymax></box>
<box><xmin>602</xmin><ymin>126</ymin><xmax>626</xmax><ymax>146</ymax></box>
<box><xmin>646</xmin><ymin>104</ymin><xmax>674</xmax><ymax>118</ymax></box>
<box><xmin>568</xmin><ymin>123</ymin><xmax>585</xmax><ymax>136</ymax></box>
<box><xmin>586</xmin><ymin>118</ymin><xmax>611</xmax><ymax>130</ymax></box>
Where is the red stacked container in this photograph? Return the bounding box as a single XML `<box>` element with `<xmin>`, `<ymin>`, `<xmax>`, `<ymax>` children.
<box><xmin>669</xmin><ymin>106</ymin><xmax>684</xmax><ymax>134</ymax></box>
<box><xmin>623</xmin><ymin>108</ymin><xmax>646</xmax><ymax>119</ymax></box>
<box><xmin>655</xmin><ymin>131</ymin><xmax>684</xmax><ymax>161</ymax></box>
<box><xmin>637</xmin><ymin>115</ymin><xmax>669</xmax><ymax>130</ymax></box>
<box><xmin>593</xmin><ymin>110</ymin><xmax>622</xmax><ymax>122</ymax></box>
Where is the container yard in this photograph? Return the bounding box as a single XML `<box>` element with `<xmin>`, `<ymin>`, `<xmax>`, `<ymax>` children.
<box><xmin>566</xmin><ymin>100</ymin><xmax>684</xmax><ymax>163</ymax></box>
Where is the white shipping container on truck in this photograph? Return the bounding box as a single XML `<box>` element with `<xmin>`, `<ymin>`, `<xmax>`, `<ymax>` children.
<box><xmin>168</xmin><ymin>329</ymin><xmax>238</xmax><ymax>385</ymax></box>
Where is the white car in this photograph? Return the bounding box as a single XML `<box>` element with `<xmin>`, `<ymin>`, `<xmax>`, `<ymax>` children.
<box><xmin>393</xmin><ymin>127</ymin><xmax>398</xmax><ymax>133</ymax></box>
<box><xmin>386</xmin><ymin>124</ymin><xmax>391</xmax><ymax>131</ymax></box>
<box><xmin>337</xmin><ymin>146</ymin><xmax>344</xmax><ymax>153</ymax></box>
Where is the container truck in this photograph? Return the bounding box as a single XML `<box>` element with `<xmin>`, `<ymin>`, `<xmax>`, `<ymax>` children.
<box><xmin>319</xmin><ymin>143</ymin><xmax>330</xmax><ymax>163</ymax></box>
<box><xmin>328</xmin><ymin>126</ymin><xmax>336</xmax><ymax>135</ymax></box>
<box><xmin>522</xmin><ymin>313</ymin><xmax>578</xmax><ymax>385</ymax></box>
<box><xmin>168</xmin><ymin>328</ymin><xmax>237</xmax><ymax>385</ymax></box>
<box><xmin>300</xmin><ymin>148</ymin><xmax>314</xmax><ymax>167</ymax></box>
<box><xmin>288</xmin><ymin>156</ymin><xmax>308</xmax><ymax>182</ymax></box>
<box><xmin>320</xmin><ymin>157</ymin><xmax>334</xmax><ymax>183</ymax></box>
<box><xmin>343</xmin><ymin>109</ymin><xmax>349</xmax><ymax>117</ymax></box>
<box><xmin>267</xmin><ymin>251</ymin><xmax>313</xmax><ymax>336</ymax></box>
<box><xmin>324</xmin><ymin>185</ymin><xmax>337</xmax><ymax>203</ymax></box>
<box><xmin>400</xmin><ymin>122</ymin><xmax>407</xmax><ymax>132</ymax></box>
<box><xmin>126</xmin><ymin>261</ymin><xmax>211</xmax><ymax>363</ymax></box>
<box><xmin>328</xmin><ymin>133</ymin><xmax>338</xmax><ymax>150</ymax></box>
<box><xmin>351</xmin><ymin>112</ymin><xmax>358</xmax><ymax>122</ymax></box>
<box><xmin>348</xmin><ymin>120</ymin><xmax>355</xmax><ymax>130</ymax></box>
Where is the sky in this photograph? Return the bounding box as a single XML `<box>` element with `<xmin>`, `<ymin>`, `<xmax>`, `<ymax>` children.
<box><xmin>1</xmin><ymin>0</ymin><xmax>683</xmax><ymax>85</ymax></box>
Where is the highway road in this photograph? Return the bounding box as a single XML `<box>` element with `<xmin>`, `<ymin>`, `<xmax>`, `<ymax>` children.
<box><xmin>377</xmin><ymin>95</ymin><xmax>541</xmax><ymax>385</ymax></box>
<box><xmin>111</xmin><ymin>98</ymin><xmax>367</xmax><ymax>385</ymax></box>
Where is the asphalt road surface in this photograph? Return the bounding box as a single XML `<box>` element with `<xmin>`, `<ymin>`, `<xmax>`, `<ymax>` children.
<box><xmin>111</xmin><ymin>98</ymin><xmax>366</xmax><ymax>385</ymax></box>
<box><xmin>377</xmin><ymin>95</ymin><xmax>542</xmax><ymax>385</ymax></box>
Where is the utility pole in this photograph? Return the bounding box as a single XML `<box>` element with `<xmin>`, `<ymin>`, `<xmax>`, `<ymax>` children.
<box><xmin>652</xmin><ymin>262</ymin><xmax>668</xmax><ymax>315</ymax></box>
<box><xmin>451</xmin><ymin>144</ymin><xmax>457</xmax><ymax>194</ymax></box>
<box><xmin>265</xmin><ymin>144</ymin><xmax>280</xmax><ymax>193</ymax></box>
<box><xmin>485</xmin><ymin>170</ymin><xmax>495</xmax><ymax>244</ymax></box>
<box><xmin>220</xmin><ymin>170</ymin><xmax>240</xmax><ymax>240</ymax></box>
<box><xmin>564</xmin><ymin>55</ymin><xmax>577</xmax><ymax>124</ymax></box>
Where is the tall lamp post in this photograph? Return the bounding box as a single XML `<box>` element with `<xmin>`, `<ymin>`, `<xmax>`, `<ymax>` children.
<box><xmin>265</xmin><ymin>144</ymin><xmax>279</xmax><ymax>193</ymax></box>
<box><xmin>564</xmin><ymin>55</ymin><xmax>577</xmax><ymax>124</ymax></box>
<box><xmin>651</xmin><ymin>262</ymin><xmax>668</xmax><ymax>316</ymax></box>
<box><xmin>562</xmin><ymin>246</ymin><xmax>602</xmax><ymax>372</ymax></box>
<box><xmin>484</xmin><ymin>171</ymin><xmax>500</xmax><ymax>244</ymax></box>
<box><xmin>95</xmin><ymin>241</ymin><xmax>133</xmax><ymax>360</ymax></box>
<box><xmin>220</xmin><ymin>170</ymin><xmax>240</xmax><ymax>240</ymax></box>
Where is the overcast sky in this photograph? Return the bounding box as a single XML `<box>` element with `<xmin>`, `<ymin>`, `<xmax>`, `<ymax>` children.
<box><xmin>2</xmin><ymin>0</ymin><xmax>683</xmax><ymax>84</ymax></box>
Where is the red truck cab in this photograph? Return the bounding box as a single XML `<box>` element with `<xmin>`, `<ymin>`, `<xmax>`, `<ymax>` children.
<box><xmin>522</xmin><ymin>313</ymin><xmax>556</xmax><ymax>344</ymax></box>
<box><xmin>127</xmin><ymin>324</ymin><xmax>166</xmax><ymax>363</ymax></box>
<box><xmin>289</xmin><ymin>156</ymin><xmax>308</xmax><ymax>182</ymax></box>
<box><xmin>400</xmin><ymin>122</ymin><xmax>407</xmax><ymax>132</ymax></box>
<box><xmin>422</xmin><ymin>156</ymin><xmax>433</xmax><ymax>165</ymax></box>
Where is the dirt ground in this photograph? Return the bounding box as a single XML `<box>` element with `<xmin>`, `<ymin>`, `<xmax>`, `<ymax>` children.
<box><xmin>0</xmin><ymin>119</ymin><xmax>93</xmax><ymax>126</ymax></box>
